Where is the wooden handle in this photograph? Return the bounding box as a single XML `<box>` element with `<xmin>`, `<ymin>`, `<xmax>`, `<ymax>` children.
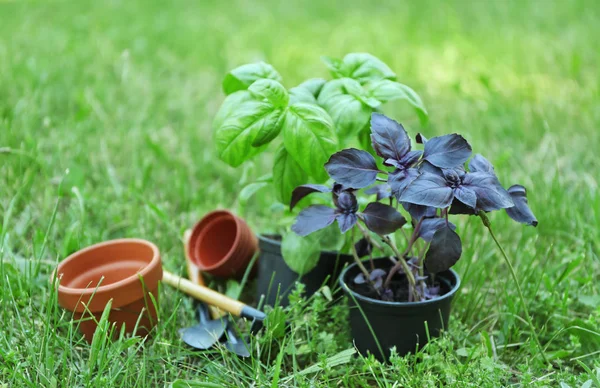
<box><xmin>163</xmin><ymin>270</ymin><xmax>245</xmax><ymax>316</ymax></box>
<box><xmin>183</xmin><ymin>229</ymin><xmax>226</xmax><ymax>319</ymax></box>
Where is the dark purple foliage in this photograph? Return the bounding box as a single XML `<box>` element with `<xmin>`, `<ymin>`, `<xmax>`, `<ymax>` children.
<box><xmin>424</xmin><ymin>225</ymin><xmax>462</xmax><ymax>273</ymax></box>
<box><xmin>360</xmin><ymin>202</ymin><xmax>406</xmax><ymax>235</ymax></box>
<box><xmin>423</xmin><ymin>133</ymin><xmax>472</xmax><ymax>168</ymax></box>
<box><xmin>290</xmin><ymin>184</ymin><xmax>331</xmax><ymax>211</ymax></box>
<box><xmin>364</xmin><ymin>184</ymin><xmax>392</xmax><ymax>201</ymax></box>
<box><xmin>291</xmin><ymin>112</ymin><xmax>537</xmax><ymax>302</ymax></box>
<box><xmin>505</xmin><ymin>185</ymin><xmax>538</xmax><ymax>226</ymax></box>
<box><xmin>325</xmin><ymin>148</ymin><xmax>380</xmax><ymax>189</ymax></box>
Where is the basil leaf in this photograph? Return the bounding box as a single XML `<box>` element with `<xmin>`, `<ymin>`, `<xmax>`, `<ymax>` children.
<box><xmin>239</xmin><ymin>182</ymin><xmax>270</xmax><ymax>207</ymax></box>
<box><xmin>424</xmin><ymin>225</ymin><xmax>462</xmax><ymax>273</ymax></box>
<box><xmin>289</xmin><ymin>78</ymin><xmax>327</xmax><ymax>104</ymax></box>
<box><xmin>283</xmin><ymin>103</ymin><xmax>338</xmax><ymax>181</ymax></box>
<box><xmin>281</xmin><ymin>231</ymin><xmax>321</xmax><ymax>276</ymax></box>
<box><xmin>248</xmin><ymin>79</ymin><xmax>289</xmax><ymax>108</ymax></box>
<box><xmin>365</xmin><ymin>79</ymin><xmax>428</xmax><ymax>124</ymax></box>
<box><xmin>213</xmin><ymin>95</ymin><xmax>285</xmax><ymax>166</ymax></box>
<box><xmin>222</xmin><ymin>62</ymin><xmax>282</xmax><ymax>95</ymax></box>
<box><xmin>322</xmin><ymin>53</ymin><xmax>396</xmax><ymax>84</ymax></box>
<box><xmin>318</xmin><ymin>78</ymin><xmax>374</xmax><ymax>138</ymax></box>
<box><xmin>273</xmin><ymin>146</ymin><xmax>308</xmax><ymax>205</ymax></box>
<box><xmin>214</xmin><ymin>80</ymin><xmax>289</xmax><ymax>166</ymax></box>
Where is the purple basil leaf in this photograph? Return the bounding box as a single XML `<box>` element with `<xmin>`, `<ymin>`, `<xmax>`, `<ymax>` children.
<box><xmin>442</xmin><ymin>168</ymin><xmax>461</xmax><ymax>183</ymax></box>
<box><xmin>402</xmin><ymin>202</ymin><xmax>437</xmax><ymax>220</ymax></box>
<box><xmin>382</xmin><ymin>289</ymin><xmax>394</xmax><ymax>301</ymax></box>
<box><xmin>462</xmin><ymin>172</ymin><xmax>514</xmax><ymax>211</ymax></box>
<box><xmin>353</xmin><ymin>273</ymin><xmax>366</xmax><ymax>284</ymax></box>
<box><xmin>336</xmin><ymin>213</ymin><xmax>358</xmax><ymax>233</ymax></box>
<box><xmin>453</xmin><ymin>186</ymin><xmax>477</xmax><ymax>209</ymax></box>
<box><xmin>364</xmin><ymin>184</ymin><xmax>392</xmax><ymax>201</ymax></box>
<box><xmin>354</xmin><ymin>237</ymin><xmax>372</xmax><ymax>257</ymax></box>
<box><xmin>384</xmin><ymin>158</ymin><xmax>403</xmax><ymax>168</ymax></box>
<box><xmin>418</xmin><ymin>218</ymin><xmax>457</xmax><ymax>242</ymax></box>
<box><xmin>325</xmin><ymin>148</ymin><xmax>380</xmax><ymax>189</ymax></box>
<box><xmin>290</xmin><ymin>184</ymin><xmax>331</xmax><ymax>211</ymax></box>
<box><xmin>369</xmin><ymin>268</ymin><xmax>387</xmax><ymax>280</ymax></box>
<box><xmin>423</xmin><ymin>134</ymin><xmax>472</xmax><ymax>168</ymax></box>
<box><xmin>389</xmin><ymin>168</ymin><xmax>419</xmax><ymax>199</ymax></box>
<box><xmin>415</xmin><ymin>133</ymin><xmax>428</xmax><ymax>144</ymax></box>
<box><xmin>336</xmin><ymin>191</ymin><xmax>358</xmax><ymax>213</ymax></box>
<box><xmin>360</xmin><ymin>202</ymin><xmax>406</xmax><ymax>235</ymax></box>
<box><xmin>505</xmin><ymin>185</ymin><xmax>538</xmax><ymax>226</ymax></box>
<box><xmin>424</xmin><ymin>285</ymin><xmax>440</xmax><ymax>300</ymax></box>
<box><xmin>419</xmin><ymin>160</ymin><xmax>444</xmax><ymax>177</ymax></box>
<box><xmin>373</xmin><ymin>277</ymin><xmax>383</xmax><ymax>289</ymax></box>
<box><xmin>399</xmin><ymin>150</ymin><xmax>422</xmax><ymax>168</ymax></box>
<box><xmin>400</xmin><ymin>172</ymin><xmax>454</xmax><ymax>208</ymax></box>
<box><xmin>468</xmin><ymin>154</ymin><xmax>494</xmax><ymax>173</ymax></box>
<box><xmin>424</xmin><ymin>225</ymin><xmax>462</xmax><ymax>273</ymax></box>
<box><xmin>370</xmin><ymin>113</ymin><xmax>411</xmax><ymax>161</ymax></box>
<box><xmin>292</xmin><ymin>205</ymin><xmax>337</xmax><ymax>236</ymax></box>
<box><xmin>448</xmin><ymin>197</ymin><xmax>478</xmax><ymax>215</ymax></box>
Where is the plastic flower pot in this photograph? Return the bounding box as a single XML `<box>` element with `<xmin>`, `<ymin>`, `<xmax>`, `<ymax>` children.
<box><xmin>339</xmin><ymin>257</ymin><xmax>460</xmax><ymax>361</ymax></box>
<box><xmin>256</xmin><ymin>234</ymin><xmax>353</xmax><ymax>307</ymax></box>
<box><xmin>187</xmin><ymin>210</ymin><xmax>258</xmax><ymax>278</ymax></box>
<box><xmin>53</xmin><ymin>238</ymin><xmax>162</xmax><ymax>342</ymax></box>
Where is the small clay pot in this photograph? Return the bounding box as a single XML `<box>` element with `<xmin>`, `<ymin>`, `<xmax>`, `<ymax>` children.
<box><xmin>187</xmin><ymin>210</ymin><xmax>258</xmax><ymax>278</ymax></box>
<box><xmin>53</xmin><ymin>238</ymin><xmax>162</xmax><ymax>342</ymax></box>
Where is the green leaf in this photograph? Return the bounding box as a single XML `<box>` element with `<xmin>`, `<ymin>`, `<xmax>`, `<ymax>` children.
<box><xmin>317</xmin><ymin>78</ymin><xmax>374</xmax><ymax>138</ymax></box>
<box><xmin>281</xmin><ymin>231</ymin><xmax>321</xmax><ymax>275</ymax></box>
<box><xmin>289</xmin><ymin>78</ymin><xmax>327</xmax><ymax>105</ymax></box>
<box><xmin>283</xmin><ymin>103</ymin><xmax>337</xmax><ymax>181</ymax></box>
<box><xmin>273</xmin><ymin>146</ymin><xmax>308</xmax><ymax>204</ymax></box>
<box><xmin>222</xmin><ymin>62</ymin><xmax>282</xmax><ymax>95</ymax></box>
<box><xmin>322</xmin><ymin>53</ymin><xmax>396</xmax><ymax>84</ymax></box>
<box><xmin>212</xmin><ymin>90</ymin><xmax>254</xmax><ymax>130</ymax></box>
<box><xmin>321</xmin><ymin>56</ymin><xmax>344</xmax><ymax>78</ymax></box>
<box><xmin>289</xmin><ymin>87</ymin><xmax>317</xmax><ymax>104</ymax></box>
<box><xmin>249</xmin><ymin>79</ymin><xmax>289</xmax><ymax>108</ymax></box>
<box><xmin>239</xmin><ymin>182</ymin><xmax>270</xmax><ymax>206</ymax></box>
<box><xmin>298</xmin><ymin>78</ymin><xmax>327</xmax><ymax>97</ymax></box>
<box><xmin>365</xmin><ymin>79</ymin><xmax>428</xmax><ymax>124</ymax></box>
<box><xmin>213</xmin><ymin>85</ymin><xmax>287</xmax><ymax>166</ymax></box>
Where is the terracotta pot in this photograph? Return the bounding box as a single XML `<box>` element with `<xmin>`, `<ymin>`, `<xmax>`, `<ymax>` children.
<box><xmin>53</xmin><ymin>238</ymin><xmax>162</xmax><ymax>342</ymax></box>
<box><xmin>187</xmin><ymin>210</ymin><xmax>258</xmax><ymax>278</ymax></box>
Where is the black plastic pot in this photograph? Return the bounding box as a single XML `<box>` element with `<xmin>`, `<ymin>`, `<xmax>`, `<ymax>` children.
<box><xmin>339</xmin><ymin>257</ymin><xmax>460</xmax><ymax>361</ymax></box>
<box><xmin>256</xmin><ymin>234</ymin><xmax>353</xmax><ymax>307</ymax></box>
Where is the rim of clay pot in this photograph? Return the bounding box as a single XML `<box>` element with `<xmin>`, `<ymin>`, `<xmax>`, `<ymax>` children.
<box><xmin>339</xmin><ymin>258</ymin><xmax>461</xmax><ymax>307</ymax></box>
<box><xmin>54</xmin><ymin>238</ymin><xmax>162</xmax><ymax>312</ymax></box>
<box><xmin>188</xmin><ymin>210</ymin><xmax>235</xmax><ymax>268</ymax></box>
<box><xmin>194</xmin><ymin>213</ymin><xmax>250</xmax><ymax>271</ymax></box>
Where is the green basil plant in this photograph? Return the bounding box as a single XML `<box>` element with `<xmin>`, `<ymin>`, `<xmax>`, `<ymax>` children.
<box><xmin>213</xmin><ymin>53</ymin><xmax>428</xmax><ymax>275</ymax></box>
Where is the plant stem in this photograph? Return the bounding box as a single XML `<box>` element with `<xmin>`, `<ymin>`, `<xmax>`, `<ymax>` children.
<box><xmin>350</xmin><ymin>228</ymin><xmax>380</xmax><ymax>295</ymax></box>
<box><xmin>381</xmin><ymin>235</ymin><xmax>417</xmax><ymax>292</ymax></box>
<box><xmin>478</xmin><ymin>211</ymin><xmax>549</xmax><ymax>366</ymax></box>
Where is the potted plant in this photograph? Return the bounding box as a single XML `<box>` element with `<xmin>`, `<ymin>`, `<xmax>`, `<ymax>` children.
<box><xmin>290</xmin><ymin>112</ymin><xmax>538</xmax><ymax>360</ymax></box>
<box><xmin>213</xmin><ymin>53</ymin><xmax>428</xmax><ymax>306</ymax></box>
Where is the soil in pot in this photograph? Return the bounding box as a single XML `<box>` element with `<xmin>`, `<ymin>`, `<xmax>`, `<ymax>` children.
<box><xmin>54</xmin><ymin>239</ymin><xmax>162</xmax><ymax>342</ymax></box>
<box><xmin>340</xmin><ymin>257</ymin><xmax>460</xmax><ymax>361</ymax></box>
<box><xmin>256</xmin><ymin>234</ymin><xmax>353</xmax><ymax>307</ymax></box>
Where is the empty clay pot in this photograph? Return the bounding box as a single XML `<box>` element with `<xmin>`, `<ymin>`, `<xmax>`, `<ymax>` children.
<box><xmin>53</xmin><ymin>238</ymin><xmax>162</xmax><ymax>342</ymax></box>
<box><xmin>187</xmin><ymin>210</ymin><xmax>258</xmax><ymax>278</ymax></box>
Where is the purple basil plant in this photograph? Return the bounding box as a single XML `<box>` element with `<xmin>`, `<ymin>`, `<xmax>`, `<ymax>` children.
<box><xmin>290</xmin><ymin>113</ymin><xmax>537</xmax><ymax>303</ymax></box>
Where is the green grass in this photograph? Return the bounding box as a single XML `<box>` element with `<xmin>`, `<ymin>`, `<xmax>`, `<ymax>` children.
<box><xmin>1</xmin><ymin>0</ymin><xmax>599</xmax><ymax>386</ymax></box>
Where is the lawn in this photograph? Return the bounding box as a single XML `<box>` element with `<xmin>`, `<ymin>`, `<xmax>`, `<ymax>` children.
<box><xmin>1</xmin><ymin>0</ymin><xmax>599</xmax><ymax>386</ymax></box>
